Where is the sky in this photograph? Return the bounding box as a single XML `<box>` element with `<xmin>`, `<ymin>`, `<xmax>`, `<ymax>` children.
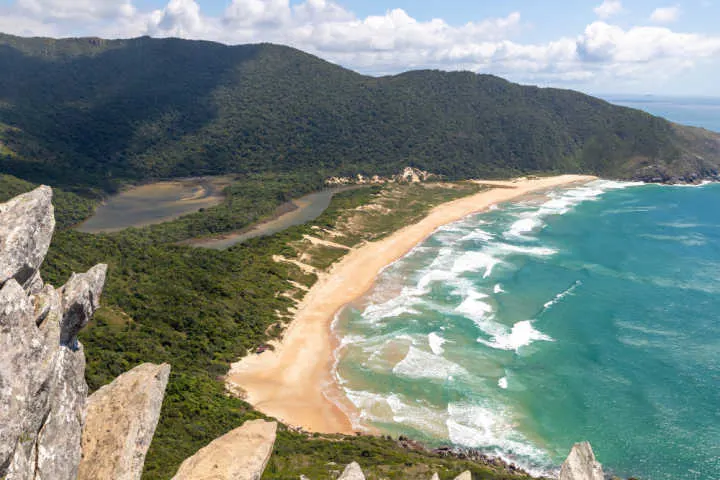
<box><xmin>0</xmin><ymin>0</ymin><xmax>718</xmax><ymax>95</ymax></box>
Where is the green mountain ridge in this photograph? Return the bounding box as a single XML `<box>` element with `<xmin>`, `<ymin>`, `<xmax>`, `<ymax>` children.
<box><xmin>1</xmin><ymin>33</ymin><xmax>719</xmax><ymax>191</ymax></box>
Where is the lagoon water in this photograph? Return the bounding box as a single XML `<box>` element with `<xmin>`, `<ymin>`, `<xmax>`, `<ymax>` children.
<box><xmin>334</xmin><ymin>180</ymin><xmax>720</xmax><ymax>479</ymax></box>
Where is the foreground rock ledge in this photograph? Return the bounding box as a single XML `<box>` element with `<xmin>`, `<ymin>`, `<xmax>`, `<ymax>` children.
<box><xmin>0</xmin><ymin>186</ymin><xmax>170</xmax><ymax>480</ymax></box>
<box><xmin>172</xmin><ymin>419</ymin><xmax>278</xmax><ymax>480</ymax></box>
<box><xmin>78</xmin><ymin>362</ymin><xmax>171</xmax><ymax>480</ymax></box>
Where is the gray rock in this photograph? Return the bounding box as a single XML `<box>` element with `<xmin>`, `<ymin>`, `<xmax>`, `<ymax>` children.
<box><xmin>454</xmin><ymin>472</ymin><xmax>472</xmax><ymax>480</ymax></box>
<box><xmin>0</xmin><ymin>187</ymin><xmax>107</xmax><ymax>480</ymax></box>
<box><xmin>0</xmin><ymin>186</ymin><xmax>169</xmax><ymax>480</ymax></box>
<box><xmin>59</xmin><ymin>264</ymin><xmax>107</xmax><ymax>348</ymax></box>
<box><xmin>0</xmin><ymin>186</ymin><xmax>54</xmax><ymax>290</ymax></box>
<box><xmin>431</xmin><ymin>474</ymin><xmax>440</xmax><ymax>480</ymax></box>
<box><xmin>559</xmin><ymin>442</ymin><xmax>604</xmax><ymax>480</ymax></box>
<box><xmin>0</xmin><ymin>279</ymin><xmax>57</xmax><ymax>478</ymax></box>
<box><xmin>35</xmin><ymin>345</ymin><xmax>88</xmax><ymax>480</ymax></box>
<box><xmin>79</xmin><ymin>363</ymin><xmax>171</xmax><ymax>480</ymax></box>
<box><xmin>172</xmin><ymin>419</ymin><xmax>277</xmax><ymax>480</ymax></box>
<box><xmin>338</xmin><ymin>462</ymin><xmax>365</xmax><ymax>480</ymax></box>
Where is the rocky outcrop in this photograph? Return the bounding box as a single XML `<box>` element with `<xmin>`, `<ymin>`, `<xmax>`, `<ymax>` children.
<box><xmin>172</xmin><ymin>419</ymin><xmax>277</xmax><ymax>480</ymax></box>
<box><xmin>559</xmin><ymin>442</ymin><xmax>604</xmax><ymax>480</ymax></box>
<box><xmin>0</xmin><ymin>186</ymin><xmax>108</xmax><ymax>480</ymax></box>
<box><xmin>0</xmin><ymin>186</ymin><xmax>54</xmax><ymax>291</ymax></box>
<box><xmin>338</xmin><ymin>462</ymin><xmax>365</xmax><ymax>480</ymax></box>
<box><xmin>78</xmin><ymin>363</ymin><xmax>171</xmax><ymax>480</ymax></box>
<box><xmin>0</xmin><ymin>186</ymin><xmax>170</xmax><ymax>480</ymax></box>
<box><xmin>454</xmin><ymin>472</ymin><xmax>472</xmax><ymax>480</ymax></box>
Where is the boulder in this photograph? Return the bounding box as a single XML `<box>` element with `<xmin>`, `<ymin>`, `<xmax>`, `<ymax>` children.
<box><xmin>172</xmin><ymin>419</ymin><xmax>277</xmax><ymax>480</ymax></box>
<box><xmin>338</xmin><ymin>462</ymin><xmax>365</xmax><ymax>480</ymax></box>
<box><xmin>0</xmin><ymin>186</ymin><xmax>54</xmax><ymax>290</ymax></box>
<box><xmin>78</xmin><ymin>363</ymin><xmax>171</xmax><ymax>480</ymax></box>
<box><xmin>559</xmin><ymin>442</ymin><xmax>604</xmax><ymax>480</ymax></box>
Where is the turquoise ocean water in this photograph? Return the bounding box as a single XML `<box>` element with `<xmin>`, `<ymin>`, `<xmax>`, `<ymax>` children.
<box><xmin>332</xmin><ymin>99</ymin><xmax>720</xmax><ymax>479</ymax></box>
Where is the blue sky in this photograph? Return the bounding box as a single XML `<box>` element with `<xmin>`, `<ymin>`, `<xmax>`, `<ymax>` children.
<box><xmin>0</xmin><ymin>0</ymin><xmax>718</xmax><ymax>95</ymax></box>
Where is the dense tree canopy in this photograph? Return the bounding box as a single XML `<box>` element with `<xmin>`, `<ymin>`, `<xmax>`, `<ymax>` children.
<box><xmin>1</xmin><ymin>33</ymin><xmax>717</xmax><ymax>191</ymax></box>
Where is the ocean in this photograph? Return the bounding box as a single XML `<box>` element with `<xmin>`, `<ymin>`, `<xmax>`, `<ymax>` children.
<box><xmin>331</xmin><ymin>98</ymin><xmax>720</xmax><ymax>479</ymax></box>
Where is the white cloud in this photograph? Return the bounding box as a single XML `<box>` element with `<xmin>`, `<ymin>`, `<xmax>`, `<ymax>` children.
<box><xmin>0</xmin><ymin>0</ymin><xmax>719</xmax><ymax>92</ymax></box>
<box><xmin>650</xmin><ymin>6</ymin><xmax>681</xmax><ymax>24</ymax></box>
<box><xmin>15</xmin><ymin>0</ymin><xmax>135</xmax><ymax>21</ymax></box>
<box><xmin>594</xmin><ymin>0</ymin><xmax>623</xmax><ymax>19</ymax></box>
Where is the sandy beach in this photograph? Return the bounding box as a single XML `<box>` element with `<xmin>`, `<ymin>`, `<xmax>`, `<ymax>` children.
<box><xmin>227</xmin><ymin>174</ymin><xmax>596</xmax><ymax>434</ymax></box>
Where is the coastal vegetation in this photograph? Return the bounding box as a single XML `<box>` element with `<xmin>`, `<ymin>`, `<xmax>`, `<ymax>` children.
<box><xmin>1</xmin><ymin>34</ymin><xmax>719</xmax><ymax>193</ymax></box>
<box><xmin>1</xmin><ymin>32</ymin><xmax>712</xmax><ymax>479</ymax></box>
<box><xmin>0</xmin><ymin>173</ymin><xmax>532</xmax><ymax>479</ymax></box>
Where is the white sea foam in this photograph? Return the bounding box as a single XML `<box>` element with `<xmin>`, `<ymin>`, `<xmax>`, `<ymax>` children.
<box><xmin>543</xmin><ymin>280</ymin><xmax>582</xmax><ymax>310</ymax></box>
<box><xmin>428</xmin><ymin>332</ymin><xmax>447</xmax><ymax>355</ymax></box>
<box><xmin>446</xmin><ymin>402</ymin><xmax>552</xmax><ymax>476</ymax></box>
<box><xmin>493</xmin><ymin>242</ymin><xmax>557</xmax><ymax>257</ymax></box>
<box><xmin>494</xmin><ymin>284</ymin><xmax>505</xmax><ymax>294</ymax></box>
<box><xmin>507</xmin><ymin>217</ymin><xmax>543</xmax><ymax>238</ymax></box>
<box><xmin>393</xmin><ymin>346</ymin><xmax>467</xmax><ymax>380</ymax></box>
<box><xmin>498</xmin><ymin>377</ymin><xmax>508</xmax><ymax>389</ymax></box>
<box><xmin>452</xmin><ymin>251</ymin><xmax>500</xmax><ymax>278</ymax></box>
<box><xmin>460</xmin><ymin>228</ymin><xmax>494</xmax><ymax>242</ymax></box>
<box><xmin>478</xmin><ymin>320</ymin><xmax>553</xmax><ymax>352</ymax></box>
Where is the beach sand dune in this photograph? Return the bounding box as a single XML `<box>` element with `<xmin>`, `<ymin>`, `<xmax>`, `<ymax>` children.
<box><xmin>227</xmin><ymin>175</ymin><xmax>595</xmax><ymax>434</ymax></box>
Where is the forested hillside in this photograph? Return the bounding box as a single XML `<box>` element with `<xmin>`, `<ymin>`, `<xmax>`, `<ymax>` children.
<box><xmin>1</xmin><ymin>33</ymin><xmax>718</xmax><ymax>191</ymax></box>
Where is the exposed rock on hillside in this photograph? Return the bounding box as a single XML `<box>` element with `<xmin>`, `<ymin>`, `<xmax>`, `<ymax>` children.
<box><xmin>559</xmin><ymin>442</ymin><xmax>604</xmax><ymax>480</ymax></box>
<box><xmin>454</xmin><ymin>472</ymin><xmax>472</xmax><ymax>480</ymax></box>
<box><xmin>338</xmin><ymin>461</ymin><xmax>365</xmax><ymax>480</ymax></box>
<box><xmin>172</xmin><ymin>419</ymin><xmax>277</xmax><ymax>480</ymax></box>
<box><xmin>78</xmin><ymin>363</ymin><xmax>171</xmax><ymax>480</ymax></box>
<box><xmin>0</xmin><ymin>186</ymin><xmax>170</xmax><ymax>480</ymax></box>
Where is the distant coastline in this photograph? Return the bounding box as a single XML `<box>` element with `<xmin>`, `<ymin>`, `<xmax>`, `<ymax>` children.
<box><xmin>226</xmin><ymin>174</ymin><xmax>595</xmax><ymax>434</ymax></box>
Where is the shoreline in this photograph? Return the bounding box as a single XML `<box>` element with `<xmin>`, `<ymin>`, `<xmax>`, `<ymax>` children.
<box><xmin>226</xmin><ymin>174</ymin><xmax>596</xmax><ymax>434</ymax></box>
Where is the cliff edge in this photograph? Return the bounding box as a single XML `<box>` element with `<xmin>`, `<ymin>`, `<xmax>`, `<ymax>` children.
<box><xmin>0</xmin><ymin>186</ymin><xmax>170</xmax><ymax>480</ymax></box>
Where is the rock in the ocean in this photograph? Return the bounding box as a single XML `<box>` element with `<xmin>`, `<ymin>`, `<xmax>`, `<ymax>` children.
<box><xmin>559</xmin><ymin>442</ymin><xmax>604</xmax><ymax>480</ymax></box>
<box><xmin>338</xmin><ymin>462</ymin><xmax>365</xmax><ymax>480</ymax></box>
<box><xmin>172</xmin><ymin>419</ymin><xmax>277</xmax><ymax>480</ymax></box>
<box><xmin>454</xmin><ymin>472</ymin><xmax>472</xmax><ymax>480</ymax></box>
<box><xmin>78</xmin><ymin>363</ymin><xmax>171</xmax><ymax>480</ymax></box>
<box><xmin>0</xmin><ymin>186</ymin><xmax>54</xmax><ymax>290</ymax></box>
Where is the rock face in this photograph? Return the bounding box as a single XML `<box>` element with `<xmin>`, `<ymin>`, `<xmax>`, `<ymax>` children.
<box><xmin>0</xmin><ymin>186</ymin><xmax>108</xmax><ymax>480</ymax></box>
<box><xmin>454</xmin><ymin>472</ymin><xmax>472</xmax><ymax>480</ymax></box>
<box><xmin>0</xmin><ymin>186</ymin><xmax>54</xmax><ymax>290</ymax></box>
<box><xmin>78</xmin><ymin>363</ymin><xmax>171</xmax><ymax>480</ymax></box>
<box><xmin>0</xmin><ymin>186</ymin><xmax>170</xmax><ymax>480</ymax></box>
<box><xmin>172</xmin><ymin>419</ymin><xmax>277</xmax><ymax>480</ymax></box>
<box><xmin>559</xmin><ymin>442</ymin><xmax>604</xmax><ymax>480</ymax></box>
<box><xmin>338</xmin><ymin>462</ymin><xmax>365</xmax><ymax>480</ymax></box>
